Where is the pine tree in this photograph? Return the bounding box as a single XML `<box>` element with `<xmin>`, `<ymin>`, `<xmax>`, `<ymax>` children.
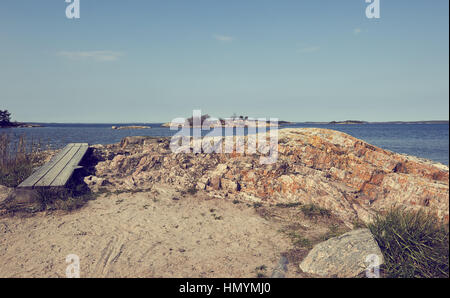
<box><xmin>0</xmin><ymin>110</ymin><xmax>12</xmax><ymax>125</ymax></box>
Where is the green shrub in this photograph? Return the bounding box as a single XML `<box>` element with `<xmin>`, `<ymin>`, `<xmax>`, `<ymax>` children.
<box><xmin>181</xmin><ymin>186</ymin><xmax>198</xmax><ymax>196</ymax></box>
<box><xmin>300</xmin><ymin>204</ymin><xmax>331</xmax><ymax>218</ymax></box>
<box><xmin>255</xmin><ymin>265</ymin><xmax>268</xmax><ymax>278</ymax></box>
<box><xmin>275</xmin><ymin>202</ymin><xmax>302</xmax><ymax>208</ymax></box>
<box><xmin>253</xmin><ymin>202</ymin><xmax>263</xmax><ymax>208</ymax></box>
<box><xmin>369</xmin><ymin>208</ymin><xmax>449</xmax><ymax>278</ymax></box>
<box><xmin>284</xmin><ymin>230</ymin><xmax>313</xmax><ymax>248</ymax></box>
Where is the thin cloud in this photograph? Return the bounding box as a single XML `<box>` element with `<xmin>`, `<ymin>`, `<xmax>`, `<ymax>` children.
<box><xmin>213</xmin><ymin>34</ymin><xmax>234</xmax><ymax>42</ymax></box>
<box><xmin>298</xmin><ymin>46</ymin><xmax>320</xmax><ymax>53</ymax></box>
<box><xmin>57</xmin><ymin>51</ymin><xmax>123</xmax><ymax>62</ymax></box>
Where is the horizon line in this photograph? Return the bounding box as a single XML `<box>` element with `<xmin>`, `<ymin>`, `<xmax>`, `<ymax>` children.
<box><xmin>10</xmin><ymin>119</ymin><xmax>450</xmax><ymax>125</ymax></box>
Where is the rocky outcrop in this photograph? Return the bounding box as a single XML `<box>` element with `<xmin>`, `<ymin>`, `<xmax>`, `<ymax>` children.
<box><xmin>328</xmin><ymin>120</ymin><xmax>368</xmax><ymax>125</ymax></box>
<box><xmin>299</xmin><ymin>229</ymin><xmax>384</xmax><ymax>277</ymax></box>
<box><xmin>84</xmin><ymin>128</ymin><xmax>449</xmax><ymax>226</ymax></box>
<box><xmin>161</xmin><ymin>121</ymin><xmax>279</xmax><ymax>128</ymax></box>
<box><xmin>111</xmin><ymin>126</ymin><xmax>151</xmax><ymax>130</ymax></box>
<box><xmin>161</xmin><ymin>114</ymin><xmax>282</xmax><ymax>128</ymax></box>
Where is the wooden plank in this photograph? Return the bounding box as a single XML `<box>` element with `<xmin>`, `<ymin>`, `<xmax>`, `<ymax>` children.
<box><xmin>19</xmin><ymin>142</ymin><xmax>89</xmax><ymax>188</ymax></box>
<box><xmin>50</xmin><ymin>143</ymin><xmax>89</xmax><ymax>187</ymax></box>
<box><xmin>18</xmin><ymin>143</ymin><xmax>76</xmax><ymax>188</ymax></box>
<box><xmin>33</xmin><ymin>144</ymin><xmax>86</xmax><ymax>187</ymax></box>
<box><xmin>33</xmin><ymin>145</ymin><xmax>82</xmax><ymax>187</ymax></box>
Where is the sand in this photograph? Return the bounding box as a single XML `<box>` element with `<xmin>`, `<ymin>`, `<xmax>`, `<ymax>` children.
<box><xmin>0</xmin><ymin>185</ymin><xmax>310</xmax><ymax>278</ymax></box>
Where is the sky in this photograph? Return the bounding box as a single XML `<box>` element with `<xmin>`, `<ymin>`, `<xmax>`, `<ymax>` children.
<box><xmin>0</xmin><ymin>0</ymin><xmax>448</xmax><ymax>123</ymax></box>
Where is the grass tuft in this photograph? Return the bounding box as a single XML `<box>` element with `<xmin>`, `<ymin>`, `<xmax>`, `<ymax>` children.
<box><xmin>0</xmin><ymin>133</ymin><xmax>46</xmax><ymax>187</ymax></box>
<box><xmin>36</xmin><ymin>186</ymin><xmax>95</xmax><ymax>212</ymax></box>
<box><xmin>253</xmin><ymin>202</ymin><xmax>263</xmax><ymax>208</ymax></box>
<box><xmin>255</xmin><ymin>265</ymin><xmax>268</xmax><ymax>278</ymax></box>
<box><xmin>300</xmin><ymin>203</ymin><xmax>331</xmax><ymax>218</ymax></box>
<box><xmin>180</xmin><ymin>186</ymin><xmax>198</xmax><ymax>196</ymax></box>
<box><xmin>320</xmin><ymin>224</ymin><xmax>347</xmax><ymax>242</ymax></box>
<box><xmin>368</xmin><ymin>208</ymin><xmax>449</xmax><ymax>278</ymax></box>
<box><xmin>275</xmin><ymin>202</ymin><xmax>302</xmax><ymax>208</ymax></box>
<box><xmin>284</xmin><ymin>230</ymin><xmax>313</xmax><ymax>249</ymax></box>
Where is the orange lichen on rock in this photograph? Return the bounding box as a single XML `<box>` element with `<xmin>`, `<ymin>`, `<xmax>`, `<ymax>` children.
<box><xmin>84</xmin><ymin>129</ymin><xmax>449</xmax><ymax>226</ymax></box>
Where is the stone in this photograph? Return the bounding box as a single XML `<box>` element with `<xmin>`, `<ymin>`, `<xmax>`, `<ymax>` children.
<box><xmin>120</xmin><ymin>136</ymin><xmax>156</xmax><ymax>148</ymax></box>
<box><xmin>271</xmin><ymin>256</ymin><xmax>288</xmax><ymax>278</ymax></box>
<box><xmin>0</xmin><ymin>188</ymin><xmax>44</xmax><ymax>213</ymax></box>
<box><xmin>221</xmin><ymin>179</ymin><xmax>238</xmax><ymax>193</ymax></box>
<box><xmin>209</xmin><ymin>176</ymin><xmax>221</xmax><ymax>190</ymax></box>
<box><xmin>299</xmin><ymin>229</ymin><xmax>384</xmax><ymax>278</ymax></box>
<box><xmin>84</xmin><ymin>176</ymin><xmax>110</xmax><ymax>192</ymax></box>
<box><xmin>82</xmin><ymin>128</ymin><xmax>448</xmax><ymax>225</ymax></box>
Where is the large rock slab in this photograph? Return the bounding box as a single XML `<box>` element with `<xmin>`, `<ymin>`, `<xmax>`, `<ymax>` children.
<box><xmin>86</xmin><ymin>128</ymin><xmax>449</xmax><ymax>225</ymax></box>
<box><xmin>299</xmin><ymin>229</ymin><xmax>384</xmax><ymax>278</ymax></box>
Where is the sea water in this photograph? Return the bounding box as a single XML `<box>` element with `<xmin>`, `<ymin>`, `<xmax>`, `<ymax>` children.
<box><xmin>1</xmin><ymin>123</ymin><xmax>448</xmax><ymax>165</ymax></box>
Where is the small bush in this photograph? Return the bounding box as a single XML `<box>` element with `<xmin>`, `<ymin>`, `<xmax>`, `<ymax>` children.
<box><xmin>182</xmin><ymin>186</ymin><xmax>197</xmax><ymax>196</ymax></box>
<box><xmin>369</xmin><ymin>208</ymin><xmax>449</xmax><ymax>278</ymax></box>
<box><xmin>255</xmin><ymin>265</ymin><xmax>268</xmax><ymax>278</ymax></box>
<box><xmin>300</xmin><ymin>204</ymin><xmax>331</xmax><ymax>218</ymax></box>
<box><xmin>253</xmin><ymin>202</ymin><xmax>263</xmax><ymax>208</ymax></box>
<box><xmin>285</xmin><ymin>230</ymin><xmax>313</xmax><ymax>248</ymax></box>
<box><xmin>293</xmin><ymin>236</ymin><xmax>312</xmax><ymax>248</ymax></box>
<box><xmin>276</xmin><ymin>202</ymin><xmax>302</xmax><ymax>208</ymax></box>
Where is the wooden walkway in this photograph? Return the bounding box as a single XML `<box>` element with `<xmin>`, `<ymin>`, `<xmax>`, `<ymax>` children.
<box><xmin>18</xmin><ymin>143</ymin><xmax>89</xmax><ymax>188</ymax></box>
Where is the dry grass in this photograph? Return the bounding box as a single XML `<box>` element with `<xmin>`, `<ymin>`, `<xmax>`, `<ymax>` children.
<box><xmin>0</xmin><ymin>133</ymin><xmax>47</xmax><ymax>187</ymax></box>
<box><xmin>369</xmin><ymin>208</ymin><xmax>449</xmax><ymax>278</ymax></box>
<box><xmin>300</xmin><ymin>203</ymin><xmax>332</xmax><ymax>218</ymax></box>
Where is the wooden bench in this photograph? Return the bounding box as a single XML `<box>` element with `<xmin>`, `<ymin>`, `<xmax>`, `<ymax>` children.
<box><xmin>18</xmin><ymin>143</ymin><xmax>89</xmax><ymax>188</ymax></box>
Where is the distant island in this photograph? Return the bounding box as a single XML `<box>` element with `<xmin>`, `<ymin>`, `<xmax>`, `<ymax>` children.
<box><xmin>161</xmin><ymin>114</ymin><xmax>292</xmax><ymax>128</ymax></box>
<box><xmin>373</xmin><ymin>120</ymin><xmax>449</xmax><ymax>124</ymax></box>
<box><xmin>0</xmin><ymin>110</ymin><xmax>43</xmax><ymax>128</ymax></box>
<box><xmin>111</xmin><ymin>125</ymin><xmax>151</xmax><ymax>130</ymax></box>
<box><xmin>328</xmin><ymin>120</ymin><xmax>368</xmax><ymax>125</ymax></box>
<box><xmin>0</xmin><ymin>122</ymin><xmax>43</xmax><ymax>128</ymax></box>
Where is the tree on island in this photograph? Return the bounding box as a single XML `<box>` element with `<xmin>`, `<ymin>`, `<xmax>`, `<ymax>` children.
<box><xmin>186</xmin><ymin>114</ymin><xmax>211</xmax><ymax>126</ymax></box>
<box><xmin>0</xmin><ymin>110</ymin><xmax>12</xmax><ymax>126</ymax></box>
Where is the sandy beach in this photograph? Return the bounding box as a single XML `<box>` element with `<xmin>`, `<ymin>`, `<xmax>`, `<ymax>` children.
<box><xmin>1</xmin><ymin>184</ymin><xmax>345</xmax><ymax>278</ymax></box>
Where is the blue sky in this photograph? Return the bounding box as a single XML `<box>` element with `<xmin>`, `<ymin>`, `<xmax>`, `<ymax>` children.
<box><xmin>0</xmin><ymin>0</ymin><xmax>448</xmax><ymax>123</ymax></box>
